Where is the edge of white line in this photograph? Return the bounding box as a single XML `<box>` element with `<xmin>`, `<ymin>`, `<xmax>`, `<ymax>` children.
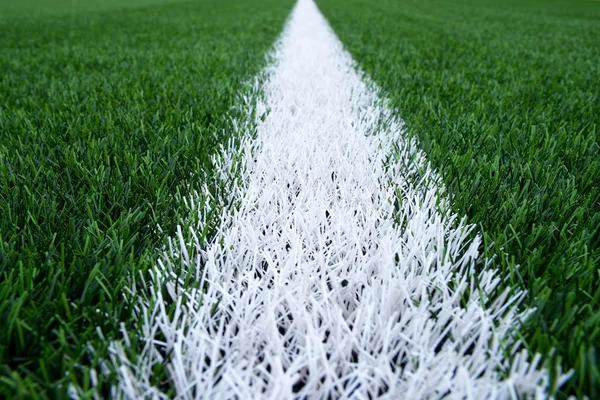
<box><xmin>84</xmin><ymin>1</ymin><xmax>570</xmax><ymax>398</ymax></box>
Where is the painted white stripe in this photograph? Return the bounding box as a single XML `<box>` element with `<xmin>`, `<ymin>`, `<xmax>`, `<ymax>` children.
<box><xmin>109</xmin><ymin>0</ymin><xmax>567</xmax><ymax>398</ymax></box>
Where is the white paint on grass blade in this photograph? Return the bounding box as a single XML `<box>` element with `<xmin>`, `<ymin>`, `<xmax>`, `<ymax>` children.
<box><xmin>110</xmin><ymin>0</ymin><xmax>567</xmax><ymax>398</ymax></box>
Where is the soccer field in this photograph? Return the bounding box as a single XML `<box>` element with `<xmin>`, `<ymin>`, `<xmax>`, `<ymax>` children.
<box><xmin>1</xmin><ymin>0</ymin><xmax>598</xmax><ymax>398</ymax></box>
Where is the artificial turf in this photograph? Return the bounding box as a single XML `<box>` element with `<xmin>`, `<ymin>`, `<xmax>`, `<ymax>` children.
<box><xmin>316</xmin><ymin>0</ymin><xmax>600</xmax><ymax>397</ymax></box>
<box><xmin>0</xmin><ymin>0</ymin><xmax>292</xmax><ymax>397</ymax></box>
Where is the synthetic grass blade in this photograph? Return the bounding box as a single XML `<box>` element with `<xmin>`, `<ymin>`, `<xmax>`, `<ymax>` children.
<box><xmin>105</xmin><ymin>0</ymin><xmax>569</xmax><ymax>397</ymax></box>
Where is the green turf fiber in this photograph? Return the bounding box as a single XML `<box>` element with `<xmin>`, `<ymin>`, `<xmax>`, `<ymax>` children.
<box><xmin>0</xmin><ymin>0</ymin><xmax>187</xmax><ymax>20</ymax></box>
<box><xmin>316</xmin><ymin>0</ymin><xmax>600</xmax><ymax>397</ymax></box>
<box><xmin>0</xmin><ymin>0</ymin><xmax>293</xmax><ymax>397</ymax></box>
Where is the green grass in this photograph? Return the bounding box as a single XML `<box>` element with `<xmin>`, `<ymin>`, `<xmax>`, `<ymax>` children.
<box><xmin>0</xmin><ymin>0</ymin><xmax>292</xmax><ymax>397</ymax></box>
<box><xmin>0</xmin><ymin>0</ymin><xmax>187</xmax><ymax>20</ymax></box>
<box><xmin>317</xmin><ymin>0</ymin><xmax>600</xmax><ymax>397</ymax></box>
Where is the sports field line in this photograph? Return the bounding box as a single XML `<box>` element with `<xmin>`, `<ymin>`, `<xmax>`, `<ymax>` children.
<box><xmin>103</xmin><ymin>0</ymin><xmax>569</xmax><ymax>397</ymax></box>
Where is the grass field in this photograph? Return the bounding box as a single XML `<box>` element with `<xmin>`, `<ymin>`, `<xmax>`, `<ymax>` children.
<box><xmin>0</xmin><ymin>0</ymin><xmax>292</xmax><ymax>397</ymax></box>
<box><xmin>317</xmin><ymin>0</ymin><xmax>600</xmax><ymax>397</ymax></box>
<box><xmin>2</xmin><ymin>0</ymin><xmax>599</xmax><ymax>397</ymax></box>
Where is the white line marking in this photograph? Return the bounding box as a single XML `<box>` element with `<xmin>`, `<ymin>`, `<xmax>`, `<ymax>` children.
<box><xmin>109</xmin><ymin>0</ymin><xmax>568</xmax><ymax>398</ymax></box>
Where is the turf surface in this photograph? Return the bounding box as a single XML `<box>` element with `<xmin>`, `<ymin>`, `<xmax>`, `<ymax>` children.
<box><xmin>0</xmin><ymin>0</ymin><xmax>292</xmax><ymax>397</ymax></box>
<box><xmin>317</xmin><ymin>0</ymin><xmax>600</xmax><ymax>397</ymax></box>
